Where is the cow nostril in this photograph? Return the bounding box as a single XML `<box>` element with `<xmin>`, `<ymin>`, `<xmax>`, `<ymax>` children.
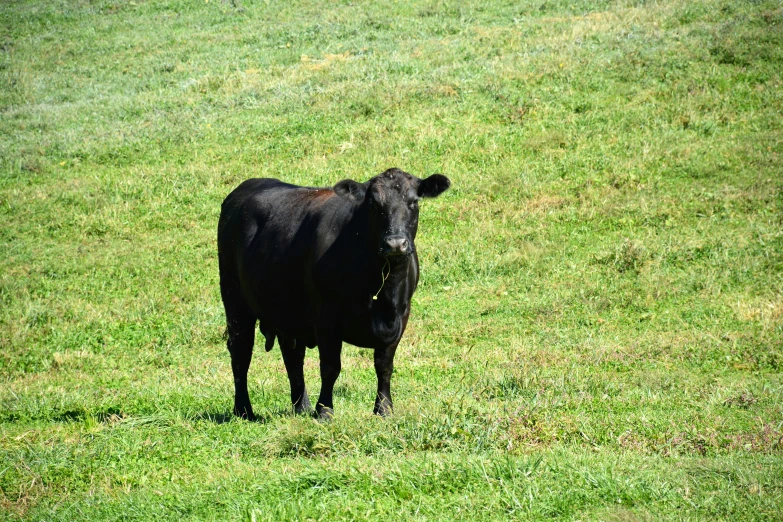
<box><xmin>385</xmin><ymin>236</ymin><xmax>409</xmax><ymax>254</ymax></box>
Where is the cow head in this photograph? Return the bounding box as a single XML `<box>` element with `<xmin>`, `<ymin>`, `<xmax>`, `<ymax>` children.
<box><xmin>334</xmin><ymin>168</ymin><xmax>450</xmax><ymax>257</ymax></box>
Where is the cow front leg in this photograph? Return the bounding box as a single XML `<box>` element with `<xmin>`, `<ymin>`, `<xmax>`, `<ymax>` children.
<box><xmin>315</xmin><ymin>339</ymin><xmax>342</xmax><ymax>421</ymax></box>
<box><xmin>280</xmin><ymin>338</ymin><xmax>311</xmax><ymax>414</ymax></box>
<box><xmin>373</xmin><ymin>344</ymin><xmax>398</xmax><ymax>416</ymax></box>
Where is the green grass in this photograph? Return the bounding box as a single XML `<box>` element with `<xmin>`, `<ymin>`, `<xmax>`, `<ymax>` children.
<box><xmin>1</xmin><ymin>0</ymin><xmax>782</xmax><ymax>519</ymax></box>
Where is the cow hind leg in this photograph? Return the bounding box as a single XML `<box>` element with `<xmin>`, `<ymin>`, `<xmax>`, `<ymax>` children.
<box><xmin>279</xmin><ymin>337</ymin><xmax>311</xmax><ymax>414</ymax></box>
<box><xmin>224</xmin><ymin>306</ymin><xmax>256</xmax><ymax>420</ymax></box>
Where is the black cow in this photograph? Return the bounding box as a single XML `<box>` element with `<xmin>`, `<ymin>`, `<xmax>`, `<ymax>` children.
<box><xmin>217</xmin><ymin>168</ymin><xmax>450</xmax><ymax>420</ymax></box>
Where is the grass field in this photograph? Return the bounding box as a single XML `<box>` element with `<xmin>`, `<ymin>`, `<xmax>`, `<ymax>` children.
<box><xmin>1</xmin><ymin>0</ymin><xmax>782</xmax><ymax>519</ymax></box>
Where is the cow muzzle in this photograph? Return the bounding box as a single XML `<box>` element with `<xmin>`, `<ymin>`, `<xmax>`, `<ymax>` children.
<box><xmin>383</xmin><ymin>235</ymin><xmax>410</xmax><ymax>256</ymax></box>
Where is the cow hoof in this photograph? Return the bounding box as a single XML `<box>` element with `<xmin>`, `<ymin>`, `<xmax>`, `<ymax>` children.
<box><xmin>315</xmin><ymin>405</ymin><xmax>334</xmax><ymax>422</ymax></box>
<box><xmin>373</xmin><ymin>405</ymin><xmax>393</xmax><ymax>417</ymax></box>
<box><xmin>373</xmin><ymin>397</ymin><xmax>393</xmax><ymax>417</ymax></box>
<box><xmin>233</xmin><ymin>405</ymin><xmax>255</xmax><ymax>421</ymax></box>
<box><xmin>293</xmin><ymin>395</ymin><xmax>312</xmax><ymax>415</ymax></box>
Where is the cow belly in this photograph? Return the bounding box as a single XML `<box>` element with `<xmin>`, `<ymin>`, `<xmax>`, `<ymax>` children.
<box><xmin>256</xmin><ymin>305</ymin><xmax>315</xmax><ymax>339</ymax></box>
<box><xmin>250</xmin><ymin>293</ymin><xmax>403</xmax><ymax>350</ymax></box>
<box><xmin>238</xmin><ymin>268</ymin><xmax>314</xmax><ymax>339</ymax></box>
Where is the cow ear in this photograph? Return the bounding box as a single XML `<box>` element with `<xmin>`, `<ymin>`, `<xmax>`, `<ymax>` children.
<box><xmin>417</xmin><ymin>174</ymin><xmax>451</xmax><ymax>198</ymax></box>
<box><xmin>334</xmin><ymin>179</ymin><xmax>367</xmax><ymax>202</ymax></box>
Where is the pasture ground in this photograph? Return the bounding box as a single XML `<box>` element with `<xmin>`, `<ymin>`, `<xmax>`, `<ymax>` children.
<box><xmin>1</xmin><ymin>0</ymin><xmax>782</xmax><ymax>519</ymax></box>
